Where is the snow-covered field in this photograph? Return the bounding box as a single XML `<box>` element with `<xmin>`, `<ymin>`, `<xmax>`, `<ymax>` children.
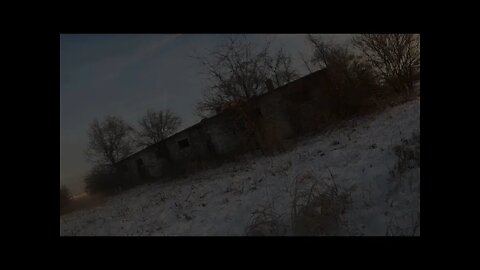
<box><xmin>60</xmin><ymin>98</ymin><xmax>420</xmax><ymax>236</ymax></box>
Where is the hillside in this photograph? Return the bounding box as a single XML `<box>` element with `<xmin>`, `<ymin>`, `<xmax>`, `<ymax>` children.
<box><xmin>60</xmin><ymin>98</ymin><xmax>420</xmax><ymax>236</ymax></box>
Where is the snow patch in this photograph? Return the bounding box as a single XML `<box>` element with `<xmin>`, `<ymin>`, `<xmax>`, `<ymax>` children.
<box><xmin>61</xmin><ymin>98</ymin><xmax>420</xmax><ymax>236</ymax></box>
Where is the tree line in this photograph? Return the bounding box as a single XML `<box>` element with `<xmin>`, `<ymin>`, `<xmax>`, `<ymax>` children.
<box><xmin>59</xmin><ymin>34</ymin><xmax>420</xmax><ymax>199</ymax></box>
<box><xmin>82</xmin><ymin>109</ymin><xmax>182</xmax><ymax>195</ymax></box>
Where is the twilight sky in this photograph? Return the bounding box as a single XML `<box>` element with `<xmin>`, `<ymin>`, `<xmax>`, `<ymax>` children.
<box><xmin>60</xmin><ymin>34</ymin><xmax>351</xmax><ymax>195</ymax></box>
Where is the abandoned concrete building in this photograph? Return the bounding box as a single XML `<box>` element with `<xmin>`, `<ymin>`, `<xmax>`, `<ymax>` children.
<box><xmin>117</xmin><ymin>68</ymin><xmax>346</xmax><ymax>183</ymax></box>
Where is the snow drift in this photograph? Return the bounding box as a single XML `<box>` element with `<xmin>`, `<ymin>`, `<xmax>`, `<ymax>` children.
<box><xmin>60</xmin><ymin>98</ymin><xmax>420</xmax><ymax>236</ymax></box>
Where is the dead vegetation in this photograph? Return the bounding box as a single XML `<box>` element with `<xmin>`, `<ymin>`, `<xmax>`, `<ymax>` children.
<box><xmin>245</xmin><ymin>203</ymin><xmax>286</xmax><ymax>236</ymax></box>
<box><xmin>245</xmin><ymin>170</ymin><xmax>352</xmax><ymax>236</ymax></box>
<box><xmin>391</xmin><ymin>132</ymin><xmax>420</xmax><ymax>177</ymax></box>
<box><xmin>290</xmin><ymin>170</ymin><xmax>351</xmax><ymax>236</ymax></box>
<box><xmin>386</xmin><ymin>211</ymin><xmax>420</xmax><ymax>236</ymax></box>
<box><xmin>385</xmin><ymin>131</ymin><xmax>420</xmax><ymax>236</ymax></box>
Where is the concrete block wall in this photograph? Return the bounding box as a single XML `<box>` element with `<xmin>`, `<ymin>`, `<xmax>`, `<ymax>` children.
<box><xmin>117</xmin><ymin>68</ymin><xmax>338</xmax><ymax>183</ymax></box>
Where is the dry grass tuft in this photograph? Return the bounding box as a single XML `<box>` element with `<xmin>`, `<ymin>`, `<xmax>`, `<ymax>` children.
<box><xmin>392</xmin><ymin>132</ymin><xmax>420</xmax><ymax>177</ymax></box>
<box><xmin>386</xmin><ymin>211</ymin><xmax>420</xmax><ymax>236</ymax></box>
<box><xmin>245</xmin><ymin>204</ymin><xmax>286</xmax><ymax>236</ymax></box>
<box><xmin>290</xmin><ymin>170</ymin><xmax>351</xmax><ymax>236</ymax></box>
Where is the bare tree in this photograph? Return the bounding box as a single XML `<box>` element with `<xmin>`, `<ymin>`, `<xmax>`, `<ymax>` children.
<box><xmin>136</xmin><ymin>109</ymin><xmax>182</xmax><ymax>147</ymax></box>
<box><xmin>85</xmin><ymin>116</ymin><xmax>135</xmax><ymax>167</ymax></box>
<box><xmin>298</xmin><ymin>51</ymin><xmax>314</xmax><ymax>73</ymax></box>
<box><xmin>267</xmin><ymin>48</ymin><xmax>298</xmax><ymax>89</ymax></box>
<box><xmin>305</xmin><ymin>35</ymin><xmax>378</xmax><ymax>116</ymax></box>
<box><xmin>306</xmin><ymin>34</ymin><xmax>352</xmax><ymax>70</ymax></box>
<box><xmin>305</xmin><ymin>34</ymin><xmax>376</xmax><ymax>90</ymax></box>
<box><xmin>194</xmin><ymin>35</ymin><xmax>298</xmax><ymax>117</ymax></box>
<box><xmin>352</xmin><ymin>34</ymin><xmax>420</xmax><ymax>93</ymax></box>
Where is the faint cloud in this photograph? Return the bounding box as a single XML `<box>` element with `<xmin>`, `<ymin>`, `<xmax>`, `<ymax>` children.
<box><xmin>95</xmin><ymin>34</ymin><xmax>183</xmax><ymax>84</ymax></box>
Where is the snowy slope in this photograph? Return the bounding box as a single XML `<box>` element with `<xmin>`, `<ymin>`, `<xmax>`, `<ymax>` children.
<box><xmin>60</xmin><ymin>98</ymin><xmax>420</xmax><ymax>236</ymax></box>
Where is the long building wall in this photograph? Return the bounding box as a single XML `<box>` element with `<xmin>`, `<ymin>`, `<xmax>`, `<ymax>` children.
<box><xmin>118</xmin><ymin>68</ymin><xmax>335</xmax><ymax>183</ymax></box>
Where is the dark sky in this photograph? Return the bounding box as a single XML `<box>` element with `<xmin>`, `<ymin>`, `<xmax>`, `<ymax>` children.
<box><xmin>60</xmin><ymin>34</ymin><xmax>351</xmax><ymax>195</ymax></box>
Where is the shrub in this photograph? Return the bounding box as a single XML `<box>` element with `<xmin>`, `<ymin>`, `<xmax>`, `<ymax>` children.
<box><xmin>245</xmin><ymin>204</ymin><xmax>286</xmax><ymax>236</ymax></box>
<box><xmin>392</xmin><ymin>132</ymin><xmax>420</xmax><ymax>177</ymax></box>
<box><xmin>306</xmin><ymin>36</ymin><xmax>380</xmax><ymax>120</ymax></box>
<box><xmin>293</xmin><ymin>185</ymin><xmax>350</xmax><ymax>235</ymax></box>
<box><xmin>352</xmin><ymin>34</ymin><xmax>420</xmax><ymax>98</ymax></box>
<box><xmin>84</xmin><ymin>165</ymin><xmax>135</xmax><ymax>196</ymax></box>
<box><xmin>386</xmin><ymin>212</ymin><xmax>420</xmax><ymax>236</ymax></box>
<box><xmin>290</xmin><ymin>172</ymin><xmax>351</xmax><ymax>236</ymax></box>
<box><xmin>322</xmin><ymin>59</ymin><xmax>379</xmax><ymax>119</ymax></box>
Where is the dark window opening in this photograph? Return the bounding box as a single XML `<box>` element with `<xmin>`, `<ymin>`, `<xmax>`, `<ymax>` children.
<box><xmin>255</xmin><ymin>139</ymin><xmax>260</xmax><ymax>149</ymax></box>
<box><xmin>122</xmin><ymin>164</ymin><xmax>128</xmax><ymax>172</ymax></box>
<box><xmin>206</xmin><ymin>137</ymin><xmax>215</xmax><ymax>153</ymax></box>
<box><xmin>136</xmin><ymin>158</ymin><xmax>147</xmax><ymax>179</ymax></box>
<box><xmin>255</xmin><ymin>107</ymin><xmax>263</xmax><ymax>117</ymax></box>
<box><xmin>233</xmin><ymin>120</ymin><xmax>246</xmax><ymax>135</ymax></box>
<box><xmin>155</xmin><ymin>150</ymin><xmax>162</xmax><ymax>159</ymax></box>
<box><xmin>236</xmin><ymin>121</ymin><xmax>246</xmax><ymax>130</ymax></box>
<box><xmin>178</xmin><ymin>138</ymin><xmax>190</xmax><ymax>149</ymax></box>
